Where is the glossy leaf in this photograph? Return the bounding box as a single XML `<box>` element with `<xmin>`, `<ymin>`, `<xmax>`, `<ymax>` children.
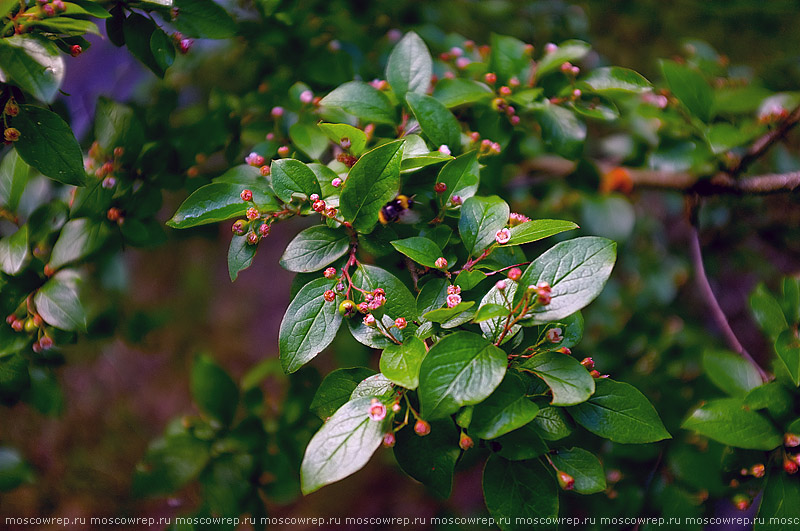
<box><xmin>0</xmin><ymin>36</ymin><xmax>64</xmax><ymax>103</ymax></box>
<box><xmin>0</xmin><ymin>150</ymin><xmax>30</xmax><ymax>211</ymax></box>
<box><xmin>300</xmin><ymin>397</ymin><xmax>387</xmax><ymax>494</ymax></box>
<box><xmin>33</xmin><ymin>269</ymin><xmax>87</xmax><ymax>332</ymax></box>
<box><xmin>458</xmin><ymin>195</ymin><xmax>509</xmax><ymax>257</ymax></box>
<box><xmin>350</xmin><ymin>373</ymin><xmax>394</xmax><ymax>400</ymax></box>
<box><xmin>380</xmin><ymin>337</ymin><xmax>426</xmax><ymax>389</ymax></box>
<box><xmin>352</xmin><ymin>264</ymin><xmax>417</xmax><ymax>320</ymax></box>
<box><xmin>394</xmin><ymin>419</ymin><xmax>459</xmax><ymax>498</ymax></box>
<box><xmin>227</xmin><ymin>234</ymin><xmax>257</xmax><ymax>281</ymax></box>
<box><xmin>418</xmin><ymin>331</ymin><xmax>506</xmax><ymax>419</ymax></box>
<box><xmin>149</xmin><ymin>28</ymin><xmax>175</xmax><ymax>73</ymax></box>
<box><xmin>536</xmin><ymin>102</ymin><xmax>586</xmax><ymax>159</ymax></box>
<box><xmin>473</xmin><ymin>303</ymin><xmax>509</xmax><ymax>323</ymax></box>
<box><xmin>549</xmin><ymin>448</ymin><xmax>606</xmax><ymax>494</ymax></box>
<box><xmin>536</xmin><ymin>40</ymin><xmax>591</xmax><ymax>77</ymax></box>
<box><xmin>289</xmin><ymin>122</ymin><xmax>329</xmax><ymax>160</ymax></box>
<box><xmin>568</xmin><ymin>379</ymin><xmax>670</xmax><ymax>443</ymax></box>
<box><xmin>386</xmin><ymin>31</ymin><xmax>432</xmax><ymax>100</ymax></box>
<box><xmin>0</xmin><ymin>226</ymin><xmax>30</xmax><ymax>275</ymax></box>
<box><xmin>436</xmin><ymin>150</ymin><xmax>479</xmax><ymax>206</ymax></box>
<box><xmin>310</xmin><ymin>368</ymin><xmax>376</xmax><ymax>420</ymax></box>
<box><xmin>744</xmin><ymin>382</ymin><xmax>792</xmax><ymax>420</ymax></box>
<box><xmin>682</xmin><ymin>398</ymin><xmax>781</xmax><ymax>450</ymax></box>
<box><xmin>532</xmin><ymin>406</ymin><xmax>573</xmax><ymax>441</ymax></box>
<box><xmin>580</xmin><ymin>67</ymin><xmax>652</xmax><ymax>94</ymax></box>
<box><xmin>339</xmin><ymin>140</ymin><xmax>404</xmax><ymax>233</ymax></box>
<box><xmin>508</xmin><ymin>219</ymin><xmax>579</xmax><ymax>245</ymax></box>
<box><xmin>492</xmin><ymin>423</ymin><xmax>549</xmax><ymax>461</ymax></box>
<box><xmin>750</xmin><ymin>283</ymin><xmax>788</xmax><ymax>339</ymax></box>
<box><xmin>168</xmin><ymin>183</ymin><xmax>277</xmax><ymax>229</ymax></box>
<box><xmin>423</xmin><ymin>301</ymin><xmax>474</xmax><ymax>323</ymax></box>
<box><xmin>319</xmin><ymin>81</ymin><xmax>396</xmax><ymax>125</ymax></box>
<box><xmin>279</xmin><ymin>277</ymin><xmax>342</xmax><ymax>373</ymax></box>
<box><xmin>520</xmin><ymin>351</ymin><xmax>595</xmax><ymax>406</ymax></box>
<box><xmin>515</xmin><ymin>236</ymin><xmax>616</xmax><ymax>324</ymax></box>
<box><xmin>49</xmin><ymin>218</ymin><xmax>110</xmax><ymax>270</ymax></box>
<box><xmin>191</xmin><ymin>354</ymin><xmax>238</xmax><ymax>426</ymax></box>
<box><xmin>317</xmin><ymin>122</ymin><xmax>367</xmax><ymax>156</ymax></box>
<box><xmin>478</xmin><ymin>280</ymin><xmax>518</xmax><ymax>344</ymax></box>
<box><xmin>483</xmin><ymin>456</ymin><xmax>558</xmax><ymax>530</ymax></box>
<box><xmin>94</xmin><ymin>98</ymin><xmax>144</xmax><ymax>162</ymax></box>
<box><xmin>172</xmin><ymin>0</ymin><xmax>236</xmax><ymax>39</ymax></box>
<box><xmin>701</xmin><ymin>349</ymin><xmax>763</xmax><ymax>396</ymax></box>
<box><xmin>270</xmin><ymin>159</ymin><xmax>321</xmax><ymax>204</ymax></box>
<box><xmin>280</xmin><ymin>225</ymin><xmax>349</xmax><ymax>273</ymax></box>
<box><xmin>416</xmin><ymin>277</ymin><xmax>449</xmax><ymax>316</ymax></box>
<box><xmin>11</xmin><ymin>105</ymin><xmax>85</xmax><ymax>186</ymax></box>
<box><xmin>432</xmin><ymin>78</ymin><xmax>493</xmax><ymax>108</ymax></box>
<box><xmin>755</xmin><ymin>470</ymin><xmax>800</xmax><ymax>530</ymax></box>
<box><xmin>122</xmin><ymin>14</ymin><xmax>163</xmax><ymax>77</ymax></box>
<box><xmin>660</xmin><ymin>60</ymin><xmax>713</xmax><ymax>122</ymax></box>
<box><xmin>470</xmin><ymin>372</ymin><xmax>539</xmax><ymax>440</ymax></box>
<box><xmin>488</xmin><ymin>33</ymin><xmax>529</xmax><ymax>84</ymax></box>
<box><xmin>406</xmin><ymin>92</ymin><xmax>461</xmax><ymax>151</ymax></box>
<box><xmin>132</xmin><ymin>433</ymin><xmax>210</xmax><ymax>497</ymax></box>
<box><xmin>775</xmin><ymin>329</ymin><xmax>800</xmax><ymax>387</ymax></box>
<box><xmin>390</xmin><ymin>236</ymin><xmax>443</xmax><ymax>269</ymax></box>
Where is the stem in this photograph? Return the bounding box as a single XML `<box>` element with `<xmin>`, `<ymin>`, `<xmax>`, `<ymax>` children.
<box><xmin>484</xmin><ymin>262</ymin><xmax>531</xmax><ymax>276</ymax></box>
<box><xmin>728</xmin><ymin>104</ymin><xmax>800</xmax><ymax>176</ymax></box>
<box><xmin>688</xmin><ymin>204</ymin><xmax>769</xmax><ymax>382</ymax></box>
<box><xmin>454</xmin><ymin>246</ymin><xmax>493</xmax><ymax>275</ymax></box>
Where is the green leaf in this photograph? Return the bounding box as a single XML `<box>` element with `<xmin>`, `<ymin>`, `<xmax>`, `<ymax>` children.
<box><xmin>514</xmin><ymin>236</ymin><xmax>616</xmax><ymax>324</ymax></box>
<box><xmin>568</xmin><ymin>379</ymin><xmax>670</xmax><ymax>443</ymax></box>
<box><xmin>94</xmin><ymin>98</ymin><xmax>144</xmax><ymax>162</ymax></box>
<box><xmin>279</xmin><ymin>277</ymin><xmax>342</xmax><ymax>373</ymax></box>
<box><xmin>0</xmin><ymin>36</ymin><xmax>64</xmax><ymax>103</ymax></box>
<box><xmin>279</xmin><ymin>225</ymin><xmax>349</xmax><ymax>273</ymax></box>
<box><xmin>537</xmin><ymin>40</ymin><xmax>591</xmax><ymax>77</ymax></box>
<box><xmin>67</xmin><ymin>0</ymin><xmax>112</xmax><ymax>18</ymax></box>
<box><xmin>422</xmin><ymin>301</ymin><xmax>474</xmax><ymax>323</ymax></box>
<box><xmin>436</xmin><ymin>150</ymin><xmax>479</xmax><ymax>206</ymax></box>
<box><xmin>49</xmin><ymin>218</ymin><xmax>110</xmax><ymax>269</ymax></box>
<box><xmin>352</xmin><ymin>264</ymin><xmax>417</xmax><ymax>320</ymax></box>
<box><xmin>432</xmin><ymin>78</ymin><xmax>493</xmax><ymax>108</ymax></box>
<box><xmin>660</xmin><ymin>60</ymin><xmax>713</xmax><ymax>122</ymax></box>
<box><xmin>172</xmin><ymin>0</ymin><xmax>236</xmax><ymax>39</ymax></box>
<box><xmin>30</xmin><ymin>17</ymin><xmax>99</xmax><ymax>36</ymax></box>
<box><xmin>417</xmin><ymin>277</ymin><xmax>448</xmax><ymax>316</ymax></box>
<box><xmin>300</xmin><ymin>396</ymin><xmax>387</xmax><ymax>494</ymax></box>
<box><xmin>227</xmin><ymin>234</ymin><xmax>256</xmax><ymax>281</ymax></box>
<box><xmin>11</xmin><ymin>105</ymin><xmax>85</xmax><ymax>186</ymax></box>
<box><xmin>33</xmin><ymin>269</ymin><xmax>87</xmax><ymax>331</ymax></box>
<box><xmin>488</xmin><ymin>33</ymin><xmax>529</xmax><ymax>84</ymax></box>
<box><xmin>0</xmin><ymin>0</ymin><xmax>16</xmax><ymax>18</ymax></box>
<box><xmin>702</xmin><ymin>349</ymin><xmax>763</xmax><ymax>396</ymax></box>
<box><xmin>580</xmin><ymin>67</ymin><xmax>652</xmax><ymax>94</ymax></box>
<box><xmin>492</xmin><ymin>423</ymin><xmax>549</xmax><ymax>460</ymax></box>
<box><xmin>455</xmin><ymin>269</ymin><xmax>485</xmax><ymax>290</ymax></box>
<box><xmin>418</xmin><ymin>331</ymin><xmax>506</xmax><ymax>420</ymax></box>
<box><xmin>781</xmin><ymin>277</ymin><xmax>799</xmax><ymax>324</ymax></box>
<box><xmin>532</xmin><ymin>406</ymin><xmax>573</xmax><ymax>440</ymax></box>
<box><xmin>394</xmin><ymin>419</ymin><xmax>459</xmax><ymax>498</ymax></box>
<box><xmin>478</xmin><ymin>280</ymin><xmax>518</xmax><ymax>344</ymax></box>
<box><xmin>570</xmin><ymin>94</ymin><xmax>620</xmax><ymax>121</ymax></box>
<box><xmin>682</xmin><ymin>398</ymin><xmax>781</xmax><ymax>450</ymax></box>
<box><xmin>401</xmin><ymin>151</ymin><xmax>453</xmax><ymax>173</ymax></box>
<box><xmin>458</xmin><ymin>195</ymin><xmax>509</xmax><ymax>257</ymax></box>
<box><xmin>526</xmin><ymin>312</ymin><xmax>584</xmax><ymax>352</ymax></box>
<box><xmin>191</xmin><ymin>354</ymin><xmax>238</xmax><ymax>426</ymax></box>
<box><xmin>483</xmin><ymin>456</ymin><xmax>558</xmax><ymax>531</ymax></box>
<box><xmin>149</xmin><ymin>28</ymin><xmax>175</xmax><ymax>74</ymax></box>
<box><xmin>386</xmin><ymin>31</ymin><xmax>432</xmax><ymax>100</ymax></box>
<box><xmin>0</xmin><ymin>150</ymin><xmax>30</xmax><ymax>211</ymax></box>
<box><xmin>122</xmin><ymin>14</ymin><xmax>163</xmax><ymax>77</ymax></box>
<box><xmin>380</xmin><ymin>337</ymin><xmax>426</xmax><ymax>389</ymax></box>
<box><xmin>390</xmin><ymin>236</ymin><xmax>443</xmax><ymax>269</ymax></box>
<box><xmin>0</xmin><ymin>226</ymin><xmax>30</xmax><ymax>275</ymax></box>
<box><xmin>310</xmin><ymin>367</ymin><xmax>376</xmax><ymax>419</ymax></box>
<box><xmin>167</xmin><ymin>182</ymin><xmax>277</xmax><ymax>229</ymax></box>
<box><xmin>508</xmin><ymin>219</ymin><xmax>579</xmax><ymax>246</ymax></box>
<box><xmin>350</xmin><ymin>373</ymin><xmax>394</xmax><ymax>400</ymax></box>
<box><xmin>756</xmin><ymin>471</ymin><xmax>800</xmax><ymax>531</ymax></box>
<box><xmin>775</xmin><ymin>329</ymin><xmax>800</xmax><ymax>387</ymax></box>
<box><xmin>549</xmin><ymin>448</ymin><xmax>606</xmax><ymax>494</ymax></box>
<box><xmin>317</xmin><ymin>123</ymin><xmax>367</xmax><ymax>156</ymax></box>
<box><xmin>470</xmin><ymin>372</ymin><xmax>539</xmax><ymax>440</ymax></box>
<box><xmin>289</xmin><ymin>122</ymin><xmax>329</xmax><ymax>160</ymax></box>
<box><xmin>406</xmin><ymin>92</ymin><xmax>461</xmax><ymax>151</ymax></box>
<box><xmin>339</xmin><ymin>140</ymin><xmax>404</xmax><ymax>233</ymax></box>
<box><xmin>744</xmin><ymin>382</ymin><xmax>792</xmax><ymax>420</ymax></box>
<box><xmin>132</xmin><ymin>433</ymin><xmax>210</xmax><ymax>497</ymax></box>
<box><xmin>520</xmin><ymin>351</ymin><xmax>595</xmax><ymax>406</ymax></box>
<box><xmin>536</xmin><ymin>102</ymin><xmax>586</xmax><ymax>159</ymax></box>
<box><xmin>319</xmin><ymin>81</ymin><xmax>396</xmax><ymax>125</ymax></box>
<box><xmin>473</xmin><ymin>303</ymin><xmax>509</xmax><ymax>323</ymax></box>
<box><xmin>705</xmin><ymin>123</ymin><xmax>757</xmax><ymax>155</ymax></box>
<box><xmin>0</xmin><ymin>353</ymin><xmax>29</xmax><ymax>400</ymax></box>
<box><xmin>270</xmin><ymin>159</ymin><xmax>321</xmax><ymax>204</ymax></box>
<box><xmin>750</xmin><ymin>283</ymin><xmax>788</xmax><ymax>339</ymax></box>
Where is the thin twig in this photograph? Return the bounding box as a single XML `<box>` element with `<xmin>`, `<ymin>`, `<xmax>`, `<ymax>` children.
<box><xmin>728</xmin><ymin>104</ymin><xmax>800</xmax><ymax>176</ymax></box>
<box><xmin>687</xmin><ymin>203</ymin><xmax>769</xmax><ymax>382</ymax></box>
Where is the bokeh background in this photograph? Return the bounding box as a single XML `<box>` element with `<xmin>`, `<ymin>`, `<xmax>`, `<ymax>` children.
<box><xmin>3</xmin><ymin>0</ymin><xmax>800</xmax><ymax>528</ymax></box>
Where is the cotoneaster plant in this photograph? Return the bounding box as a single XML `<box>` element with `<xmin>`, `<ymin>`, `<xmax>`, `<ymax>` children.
<box><xmin>168</xmin><ymin>31</ymin><xmax>671</xmax><ymax>522</ymax></box>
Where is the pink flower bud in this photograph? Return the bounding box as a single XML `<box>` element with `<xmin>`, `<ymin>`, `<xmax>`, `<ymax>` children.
<box><xmin>438</xmin><ymin>145</ymin><xmax>451</xmax><ymax>156</ymax></box>
<box><xmin>277</xmin><ymin>146</ymin><xmax>290</xmax><ymax>157</ymax></box>
<box><xmin>508</xmin><ymin>267</ymin><xmax>522</xmax><ymax>281</ymax></box>
<box><xmin>299</xmin><ymin>90</ymin><xmax>314</xmax><ymax>104</ymax></box>
<box><xmin>363</xmin><ymin>313</ymin><xmax>376</xmax><ymax>327</ymax></box>
<box><xmin>544</xmin><ymin>43</ymin><xmax>557</xmax><ymax>54</ymax></box>
<box><xmin>260</xmin><ymin>165</ymin><xmax>270</xmax><ymax>176</ymax></box>
<box><xmin>495</xmin><ymin>280</ymin><xmax>506</xmax><ymax>291</ymax></box>
<box><xmin>434</xmin><ymin>182</ymin><xmax>447</xmax><ymax>193</ymax></box>
<box><xmin>245</xmin><ymin>152</ymin><xmax>265</xmax><ymax>167</ymax></box>
<box><xmin>435</xmin><ymin>257</ymin><xmax>448</xmax><ymax>269</ymax></box>
<box><xmin>447</xmin><ymin>285</ymin><xmax>461</xmax><ymax>295</ymax></box>
<box><xmin>546</xmin><ymin>327</ymin><xmax>563</xmax><ymax>343</ymax></box>
<box><xmin>271</xmin><ymin>106</ymin><xmax>284</xmax><ymax>118</ymax></box>
<box><xmin>394</xmin><ymin>317</ymin><xmax>407</xmax><ymax>329</ymax></box>
<box><xmin>495</xmin><ymin>228</ymin><xmax>511</xmax><ymax>244</ymax></box>
<box><xmin>499</xmin><ymin>86</ymin><xmax>512</xmax><ymax>96</ymax></box>
<box><xmin>324</xmin><ymin>267</ymin><xmax>337</xmax><ymax>279</ymax></box>
<box><xmin>259</xmin><ymin>223</ymin><xmax>270</xmax><ymax>237</ymax></box>
<box><xmin>455</xmin><ymin>57</ymin><xmax>471</xmax><ymax>69</ymax></box>
<box><xmin>414</xmin><ymin>419</ymin><xmax>431</xmax><ymax>436</ymax></box>
<box><xmin>331</xmin><ymin>177</ymin><xmax>343</xmax><ymax>187</ymax></box>
<box><xmin>368</xmin><ymin>399</ymin><xmax>386</xmax><ymax>421</ymax></box>
<box><xmin>484</xmin><ymin>72</ymin><xmax>497</xmax><ymax>84</ymax></box>
<box><xmin>446</xmin><ymin>293</ymin><xmax>462</xmax><ymax>308</ymax></box>
<box><xmin>382</xmin><ymin>432</ymin><xmax>396</xmax><ymax>447</ymax></box>
<box><xmin>240</xmin><ymin>189</ymin><xmax>253</xmax><ymax>201</ymax></box>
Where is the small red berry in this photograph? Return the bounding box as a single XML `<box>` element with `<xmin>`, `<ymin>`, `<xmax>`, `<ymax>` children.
<box><xmin>784</xmin><ymin>458</ymin><xmax>798</xmax><ymax>474</ymax></box>
<box><xmin>312</xmin><ymin>200</ymin><xmax>326</xmax><ymax>213</ymax></box>
<box><xmin>113</xmin><ymin>146</ymin><xmax>125</xmax><ymax>158</ymax></box>
<box><xmin>259</xmin><ymin>165</ymin><xmax>270</xmax><ymax>177</ymax></box>
<box><xmin>11</xmin><ymin>319</ymin><xmax>24</xmax><ymax>332</ymax></box>
<box><xmin>6</xmin><ymin>314</ymin><xmax>16</xmax><ymax>325</ymax></box>
<box><xmin>383</xmin><ymin>432</ymin><xmax>396</xmax><ymax>448</ymax></box>
<box><xmin>107</xmin><ymin>207</ymin><xmax>122</xmax><ymax>222</ymax></box>
<box><xmin>484</xmin><ymin>72</ymin><xmax>497</xmax><ymax>84</ymax></box>
<box><xmin>434</xmin><ymin>182</ymin><xmax>447</xmax><ymax>193</ymax></box>
<box><xmin>43</xmin><ymin>264</ymin><xmax>54</xmax><ymax>277</ymax></box>
<box><xmin>246</xmin><ymin>232</ymin><xmax>259</xmax><ymax>245</ymax></box>
<box><xmin>507</xmin><ymin>267</ymin><xmax>522</xmax><ymax>281</ymax></box>
<box><xmin>240</xmin><ymin>189</ymin><xmax>253</xmax><ymax>202</ymax></box>
<box><xmin>459</xmin><ymin>432</ymin><xmax>474</xmax><ymax>450</ymax></box>
<box><xmin>394</xmin><ymin>317</ymin><xmax>406</xmax><ymax>329</ymax></box>
<box><xmin>414</xmin><ymin>419</ymin><xmax>431</xmax><ymax>436</ymax></box>
<box><xmin>70</xmin><ymin>44</ymin><xmax>82</xmax><ymax>57</ymax></box>
<box><xmin>33</xmin><ymin>315</ymin><xmax>43</xmax><ymax>327</ymax></box>
<box><xmin>324</xmin><ymin>267</ymin><xmax>337</xmax><ymax>279</ymax></box>
<box><xmin>323</xmin><ymin>290</ymin><xmax>336</xmax><ymax>302</ymax></box>
<box><xmin>277</xmin><ymin>146</ymin><xmax>290</xmax><ymax>157</ymax></box>
<box><xmin>580</xmin><ymin>357</ymin><xmax>594</xmax><ymax>370</ymax></box>
<box><xmin>556</xmin><ymin>470</ymin><xmax>575</xmax><ymax>491</ymax></box>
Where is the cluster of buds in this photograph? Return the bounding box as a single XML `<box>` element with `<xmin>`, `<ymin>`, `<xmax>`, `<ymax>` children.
<box><xmin>528</xmin><ymin>281</ymin><xmax>552</xmax><ymax>305</ymax></box>
<box><xmin>6</xmin><ymin>313</ymin><xmax>53</xmax><ymax>351</ymax></box>
<box><xmin>508</xmin><ymin>212</ymin><xmax>530</xmax><ymax>226</ymax></box>
<box><xmin>171</xmin><ymin>32</ymin><xmax>193</xmax><ymax>54</ymax></box>
<box><xmin>446</xmin><ymin>285</ymin><xmax>462</xmax><ymax>308</ymax></box>
<box><xmin>361</xmin><ymin>288</ymin><xmax>386</xmax><ymax>311</ymax></box>
<box><xmin>106</xmin><ymin>207</ymin><xmax>124</xmax><ymax>225</ymax></box>
<box><xmin>490</xmin><ymin>96</ymin><xmax>519</xmax><ymax>125</ymax></box>
<box><xmin>84</xmin><ymin>142</ymin><xmax>124</xmax><ymax>189</ymax></box>
<box><xmin>740</xmin><ymin>464</ymin><xmax>766</xmax><ymax>478</ymax></box>
<box><xmin>560</xmin><ymin>61</ymin><xmax>580</xmax><ymax>77</ymax></box>
<box><xmin>245</xmin><ymin>152</ymin><xmax>265</xmax><ymax>167</ymax></box>
<box><xmin>495</xmin><ymin>228</ymin><xmax>511</xmax><ymax>245</ymax></box>
<box><xmin>39</xmin><ymin>0</ymin><xmax>66</xmax><ymax>18</ymax></box>
<box><xmin>479</xmin><ymin>138</ymin><xmax>502</xmax><ymax>156</ymax></box>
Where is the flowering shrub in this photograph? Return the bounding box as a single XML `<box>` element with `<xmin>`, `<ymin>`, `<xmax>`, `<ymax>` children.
<box><xmin>1</xmin><ymin>0</ymin><xmax>800</xmax><ymax>527</ymax></box>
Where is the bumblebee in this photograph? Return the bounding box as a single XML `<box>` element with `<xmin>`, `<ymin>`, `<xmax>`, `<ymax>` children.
<box><xmin>378</xmin><ymin>194</ymin><xmax>414</xmax><ymax>224</ymax></box>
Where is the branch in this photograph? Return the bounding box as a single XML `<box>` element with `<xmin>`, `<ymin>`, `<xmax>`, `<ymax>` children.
<box><xmin>688</xmin><ymin>213</ymin><xmax>769</xmax><ymax>382</ymax></box>
<box><xmin>728</xmin><ymin>104</ymin><xmax>800</xmax><ymax>176</ymax></box>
